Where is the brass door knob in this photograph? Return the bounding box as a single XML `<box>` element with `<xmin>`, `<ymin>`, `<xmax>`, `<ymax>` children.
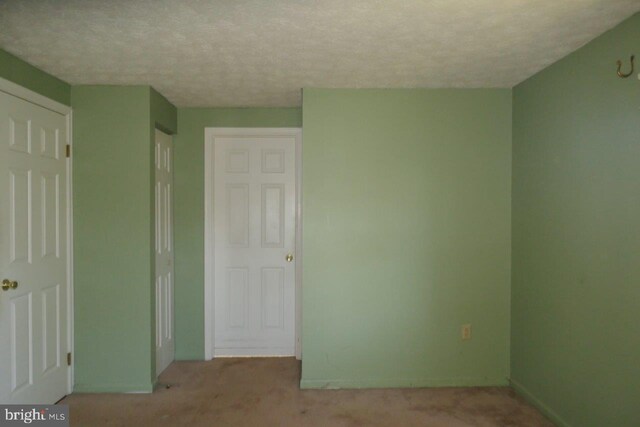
<box><xmin>2</xmin><ymin>279</ymin><xmax>18</xmax><ymax>291</ymax></box>
<box><xmin>286</xmin><ymin>254</ymin><xmax>294</xmax><ymax>262</ymax></box>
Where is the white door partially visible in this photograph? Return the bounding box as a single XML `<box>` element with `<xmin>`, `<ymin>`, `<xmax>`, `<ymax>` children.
<box><xmin>0</xmin><ymin>90</ymin><xmax>69</xmax><ymax>403</ymax></box>
<box><xmin>213</xmin><ymin>130</ymin><xmax>298</xmax><ymax>356</ymax></box>
<box><xmin>155</xmin><ymin>129</ymin><xmax>174</xmax><ymax>376</ymax></box>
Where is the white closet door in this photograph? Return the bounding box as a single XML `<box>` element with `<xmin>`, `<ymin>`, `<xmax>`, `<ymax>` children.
<box><xmin>0</xmin><ymin>91</ymin><xmax>69</xmax><ymax>403</ymax></box>
<box><xmin>213</xmin><ymin>132</ymin><xmax>296</xmax><ymax>356</ymax></box>
<box><xmin>155</xmin><ymin>129</ymin><xmax>174</xmax><ymax>375</ymax></box>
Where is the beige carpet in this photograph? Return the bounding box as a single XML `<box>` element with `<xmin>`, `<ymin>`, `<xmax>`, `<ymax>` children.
<box><xmin>61</xmin><ymin>358</ymin><xmax>553</xmax><ymax>426</ymax></box>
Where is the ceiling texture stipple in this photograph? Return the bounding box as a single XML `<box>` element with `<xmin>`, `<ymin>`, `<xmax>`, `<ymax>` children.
<box><xmin>1</xmin><ymin>0</ymin><xmax>639</xmax><ymax>107</ymax></box>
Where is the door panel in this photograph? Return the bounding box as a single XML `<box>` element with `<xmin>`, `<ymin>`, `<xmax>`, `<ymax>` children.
<box><xmin>155</xmin><ymin>129</ymin><xmax>174</xmax><ymax>376</ymax></box>
<box><xmin>227</xmin><ymin>268</ymin><xmax>248</xmax><ymax>329</ymax></box>
<box><xmin>213</xmin><ymin>133</ymin><xmax>296</xmax><ymax>356</ymax></box>
<box><xmin>0</xmin><ymin>90</ymin><xmax>68</xmax><ymax>404</ymax></box>
<box><xmin>9</xmin><ymin>169</ymin><xmax>31</xmax><ymax>264</ymax></box>
<box><xmin>40</xmin><ymin>173</ymin><xmax>59</xmax><ymax>259</ymax></box>
<box><xmin>261</xmin><ymin>267</ymin><xmax>284</xmax><ymax>329</ymax></box>
<box><xmin>41</xmin><ymin>284</ymin><xmax>60</xmax><ymax>374</ymax></box>
<box><xmin>226</xmin><ymin>184</ymin><xmax>249</xmax><ymax>247</ymax></box>
<box><xmin>11</xmin><ymin>293</ymin><xmax>32</xmax><ymax>392</ymax></box>
<box><xmin>262</xmin><ymin>184</ymin><xmax>284</xmax><ymax>247</ymax></box>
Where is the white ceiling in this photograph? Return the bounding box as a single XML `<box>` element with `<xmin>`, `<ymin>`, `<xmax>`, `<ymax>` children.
<box><xmin>1</xmin><ymin>0</ymin><xmax>639</xmax><ymax>107</ymax></box>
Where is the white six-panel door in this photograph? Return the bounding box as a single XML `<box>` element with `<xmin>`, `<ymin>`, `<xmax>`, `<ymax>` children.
<box><xmin>155</xmin><ymin>129</ymin><xmax>174</xmax><ymax>376</ymax></box>
<box><xmin>0</xmin><ymin>90</ymin><xmax>69</xmax><ymax>403</ymax></box>
<box><xmin>213</xmin><ymin>131</ymin><xmax>297</xmax><ymax>356</ymax></box>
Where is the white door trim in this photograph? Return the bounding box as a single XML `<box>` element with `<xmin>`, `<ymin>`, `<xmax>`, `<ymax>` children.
<box><xmin>0</xmin><ymin>76</ymin><xmax>74</xmax><ymax>394</ymax></box>
<box><xmin>204</xmin><ymin>127</ymin><xmax>302</xmax><ymax>360</ymax></box>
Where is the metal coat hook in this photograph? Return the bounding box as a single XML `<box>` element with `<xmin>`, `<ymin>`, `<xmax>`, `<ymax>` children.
<box><xmin>616</xmin><ymin>55</ymin><xmax>634</xmax><ymax>78</ymax></box>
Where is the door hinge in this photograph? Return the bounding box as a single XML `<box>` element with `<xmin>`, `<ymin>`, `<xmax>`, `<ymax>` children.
<box><xmin>67</xmin><ymin>352</ymin><xmax>72</xmax><ymax>366</ymax></box>
<box><xmin>66</xmin><ymin>145</ymin><xmax>71</xmax><ymax>158</ymax></box>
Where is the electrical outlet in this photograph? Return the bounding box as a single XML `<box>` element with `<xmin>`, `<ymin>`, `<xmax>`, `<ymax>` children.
<box><xmin>461</xmin><ymin>324</ymin><xmax>472</xmax><ymax>341</ymax></box>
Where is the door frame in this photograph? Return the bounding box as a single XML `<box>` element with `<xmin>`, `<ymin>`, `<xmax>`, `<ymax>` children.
<box><xmin>0</xmin><ymin>77</ymin><xmax>74</xmax><ymax>394</ymax></box>
<box><xmin>204</xmin><ymin>127</ymin><xmax>302</xmax><ymax>360</ymax></box>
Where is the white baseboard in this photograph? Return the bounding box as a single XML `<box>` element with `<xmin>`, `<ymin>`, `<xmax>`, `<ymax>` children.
<box><xmin>214</xmin><ymin>347</ymin><xmax>295</xmax><ymax>357</ymax></box>
<box><xmin>300</xmin><ymin>376</ymin><xmax>509</xmax><ymax>389</ymax></box>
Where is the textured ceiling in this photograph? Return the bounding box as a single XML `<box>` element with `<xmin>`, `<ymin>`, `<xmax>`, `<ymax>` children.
<box><xmin>1</xmin><ymin>0</ymin><xmax>639</xmax><ymax>107</ymax></box>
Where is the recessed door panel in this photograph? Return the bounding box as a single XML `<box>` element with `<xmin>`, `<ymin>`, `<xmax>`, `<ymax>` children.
<box><xmin>9</xmin><ymin>117</ymin><xmax>30</xmax><ymax>153</ymax></box>
<box><xmin>227</xmin><ymin>268</ymin><xmax>248</xmax><ymax>329</ymax></box>
<box><xmin>11</xmin><ymin>293</ymin><xmax>33</xmax><ymax>392</ymax></box>
<box><xmin>40</xmin><ymin>127</ymin><xmax>59</xmax><ymax>160</ymax></box>
<box><xmin>227</xmin><ymin>184</ymin><xmax>250</xmax><ymax>248</ymax></box>
<box><xmin>262</xmin><ymin>184</ymin><xmax>284</xmax><ymax>248</ymax></box>
<box><xmin>41</xmin><ymin>173</ymin><xmax>59</xmax><ymax>259</ymax></box>
<box><xmin>261</xmin><ymin>149</ymin><xmax>285</xmax><ymax>173</ymax></box>
<box><xmin>165</xmin><ymin>183</ymin><xmax>172</xmax><ymax>252</ymax></box>
<box><xmin>165</xmin><ymin>272</ymin><xmax>172</xmax><ymax>341</ymax></box>
<box><xmin>156</xmin><ymin>276</ymin><xmax>162</xmax><ymax>348</ymax></box>
<box><xmin>226</xmin><ymin>149</ymin><xmax>249</xmax><ymax>173</ymax></box>
<box><xmin>41</xmin><ymin>285</ymin><xmax>60</xmax><ymax>374</ymax></box>
<box><xmin>261</xmin><ymin>268</ymin><xmax>284</xmax><ymax>329</ymax></box>
<box><xmin>155</xmin><ymin>180</ymin><xmax>162</xmax><ymax>254</ymax></box>
<box><xmin>10</xmin><ymin>170</ymin><xmax>32</xmax><ymax>264</ymax></box>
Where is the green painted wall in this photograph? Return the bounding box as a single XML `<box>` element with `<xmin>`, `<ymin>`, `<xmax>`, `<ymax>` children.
<box><xmin>72</xmin><ymin>86</ymin><xmax>176</xmax><ymax>392</ymax></box>
<box><xmin>0</xmin><ymin>48</ymin><xmax>70</xmax><ymax>105</ymax></box>
<box><xmin>301</xmin><ymin>89</ymin><xmax>512</xmax><ymax>388</ymax></box>
<box><xmin>174</xmin><ymin>108</ymin><xmax>302</xmax><ymax>359</ymax></box>
<box><xmin>511</xmin><ymin>13</ymin><xmax>640</xmax><ymax>427</ymax></box>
